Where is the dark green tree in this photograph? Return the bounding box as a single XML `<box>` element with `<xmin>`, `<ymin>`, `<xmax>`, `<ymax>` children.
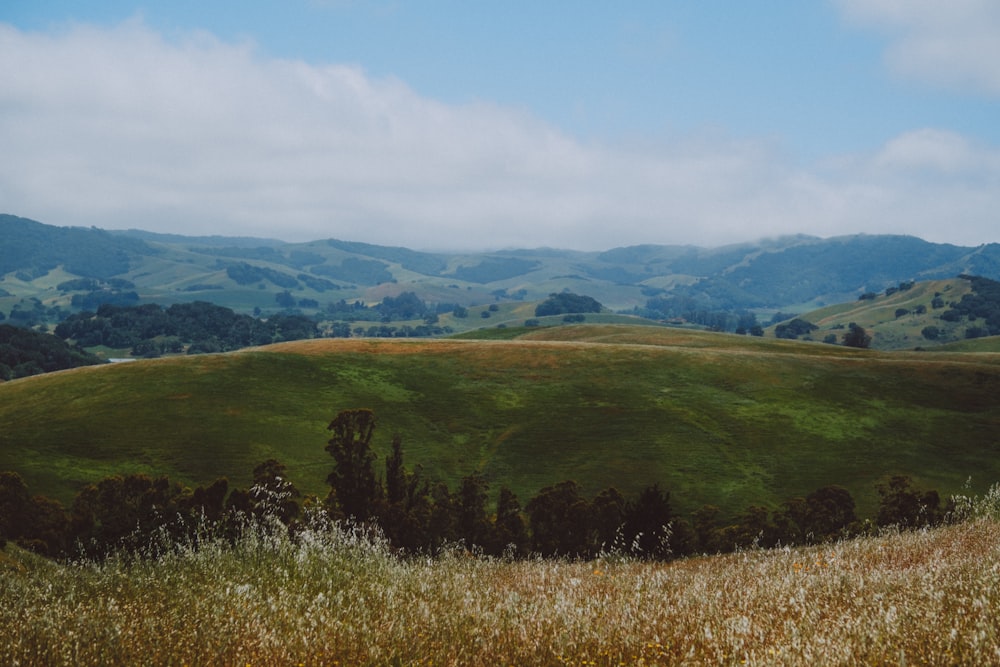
<box><xmin>70</xmin><ymin>473</ymin><xmax>186</xmax><ymax>558</ymax></box>
<box><xmin>0</xmin><ymin>471</ymin><xmax>31</xmax><ymax>549</ymax></box>
<box><xmin>772</xmin><ymin>496</ymin><xmax>809</xmax><ymax>546</ymax></box>
<box><xmin>0</xmin><ymin>472</ymin><xmax>70</xmax><ymax>556</ymax></box>
<box><xmin>589</xmin><ymin>487</ymin><xmax>626</xmax><ymax>555</ymax></box>
<box><xmin>876</xmin><ymin>475</ymin><xmax>941</xmax><ymax>529</ymax></box>
<box><xmin>535</xmin><ymin>292</ymin><xmax>603</xmax><ymax>317</ymax></box>
<box><xmin>691</xmin><ymin>504</ymin><xmax>723</xmax><ymax>554</ymax></box>
<box><xmin>774</xmin><ymin>318</ymin><xmax>818</xmax><ymax>340</ymax></box>
<box><xmin>457</xmin><ymin>473</ymin><xmax>492</xmax><ymax>550</ymax></box>
<box><xmin>181</xmin><ymin>478</ymin><xmax>229</xmax><ymax>524</ymax></box>
<box><xmin>803</xmin><ymin>485</ymin><xmax>857</xmax><ymax>541</ymax></box>
<box><xmin>525</xmin><ymin>480</ymin><xmax>591</xmax><ymax>557</ymax></box>
<box><xmin>24</xmin><ymin>494</ymin><xmax>70</xmax><ymax>557</ymax></box>
<box><xmin>384</xmin><ymin>435</ymin><xmax>408</xmax><ymax>506</ymax></box>
<box><xmin>376</xmin><ymin>434</ymin><xmax>433</xmax><ymax>551</ymax></box>
<box><xmin>622</xmin><ymin>484</ymin><xmax>673</xmax><ymax>559</ymax></box>
<box><xmin>491</xmin><ymin>486</ymin><xmax>529</xmax><ymax>557</ymax></box>
<box><xmin>842</xmin><ymin>323</ymin><xmax>872</xmax><ymax>349</ymax></box>
<box><xmin>721</xmin><ymin>505</ymin><xmax>773</xmax><ymax>550</ymax></box>
<box><xmin>773</xmin><ymin>485</ymin><xmax>857</xmax><ymax>545</ymax></box>
<box><xmin>325</xmin><ymin>409</ymin><xmax>382</xmax><ymax>522</ymax></box>
<box><xmin>425</xmin><ymin>481</ymin><xmax>458</xmax><ymax>553</ymax></box>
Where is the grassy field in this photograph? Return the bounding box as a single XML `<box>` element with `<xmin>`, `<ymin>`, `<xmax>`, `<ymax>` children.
<box><xmin>3</xmin><ymin>511</ymin><xmax>1000</xmax><ymax>665</ymax></box>
<box><xmin>2</xmin><ymin>324</ymin><xmax>1000</xmax><ymax>519</ymax></box>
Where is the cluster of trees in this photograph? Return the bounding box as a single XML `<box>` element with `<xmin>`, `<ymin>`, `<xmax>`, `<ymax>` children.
<box><xmin>774</xmin><ymin>318</ymin><xmax>818</xmax><ymax>340</ymax></box>
<box><xmin>56</xmin><ymin>275</ymin><xmax>144</xmax><ymax>312</ymax></box>
<box><xmin>452</xmin><ymin>257</ymin><xmax>539</xmax><ymax>284</ymax></box>
<box><xmin>941</xmin><ymin>275</ymin><xmax>1000</xmax><ymax>338</ymax></box>
<box><xmin>54</xmin><ymin>302</ymin><xmax>319</xmax><ymax>356</ymax></box>
<box><xmin>842</xmin><ymin>322</ymin><xmax>872</xmax><ymax>348</ymax></box>
<box><xmin>7</xmin><ymin>290</ymin><xmax>485</xmax><ymax>366</ymax></box>
<box><xmin>223</xmin><ymin>261</ymin><xmax>342</xmax><ymax>294</ymax></box>
<box><xmin>858</xmin><ymin>280</ymin><xmax>916</xmax><ymax>302</ymax></box>
<box><xmin>321</xmin><ymin>413</ymin><xmax>947</xmax><ymax>558</ymax></box>
<box><xmin>2</xmin><ymin>297</ymin><xmax>70</xmax><ymax>328</ymax></box>
<box><xmin>312</xmin><ymin>257</ymin><xmax>394</xmax><ymax>285</ymax></box>
<box><xmin>0</xmin><ymin>465</ymin><xmax>288</xmax><ymax>559</ymax></box>
<box><xmin>535</xmin><ymin>292</ymin><xmax>603</xmax><ymax>317</ymax></box>
<box><xmin>774</xmin><ymin>318</ymin><xmax>872</xmax><ymax>349</ymax></box>
<box><xmin>376</xmin><ymin>292</ymin><xmax>433</xmax><ymax>321</ymax></box>
<box><xmin>225</xmin><ymin>262</ymin><xmax>300</xmax><ymax>288</ymax></box>
<box><xmin>320</xmin><ymin>292</ymin><xmax>464</xmax><ymax>337</ymax></box>
<box><xmin>325</xmin><ymin>293</ymin><xmax>464</xmax><ymax>324</ymax></box>
<box><xmin>0</xmin><ymin>409</ymin><xmax>953</xmax><ymax>563</ymax></box>
<box><xmin>637</xmin><ymin>295</ymin><xmax>763</xmax><ymax>334</ymax></box>
<box><xmin>0</xmin><ymin>324</ymin><xmax>103</xmax><ymax>380</ymax></box>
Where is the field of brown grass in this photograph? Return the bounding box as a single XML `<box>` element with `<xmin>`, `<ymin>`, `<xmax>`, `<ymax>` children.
<box><xmin>3</xmin><ymin>510</ymin><xmax>1000</xmax><ymax>665</ymax></box>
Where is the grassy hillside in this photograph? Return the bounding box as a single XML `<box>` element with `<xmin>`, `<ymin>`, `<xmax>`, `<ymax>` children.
<box><xmin>769</xmin><ymin>277</ymin><xmax>997</xmax><ymax>350</ymax></box>
<box><xmin>2</xmin><ymin>325</ymin><xmax>1000</xmax><ymax>519</ymax></box>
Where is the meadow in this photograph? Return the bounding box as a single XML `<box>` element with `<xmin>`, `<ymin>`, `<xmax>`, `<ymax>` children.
<box><xmin>3</xmin><ymin>325</ymin><xmax>1000</xmax><ymax>519</ymax></box>
<box><xmin>3</xmin><ymin>504</ymin><xmax>1000</xmax><ymax>665</ymax></box>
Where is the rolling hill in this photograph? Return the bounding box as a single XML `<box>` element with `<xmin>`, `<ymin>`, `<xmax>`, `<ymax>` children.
<box><xmin>5</xmin><ymin>214</ymin><xmax>1000</xmax><ymax>328</ymax></box>
<box><xmin>769</xmin><ymin>275</ymin><xmax>1000</xmax><ymax>350</ymax></box>
<box><xmin>2</xmin><ymin>324</ymin><xmax>999</xmax><ymax>521</ymax></box>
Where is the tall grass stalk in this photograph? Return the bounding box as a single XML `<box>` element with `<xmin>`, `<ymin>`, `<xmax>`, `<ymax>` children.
<box><xmin>2</xmin><ymin>514</ymin><xmax>1000</xmax><ymax>665</ymax></box>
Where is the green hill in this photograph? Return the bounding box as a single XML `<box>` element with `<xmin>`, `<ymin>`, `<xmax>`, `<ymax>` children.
<box><xmin>3</xmin><ymin>324</ymin><xmax>999</xmax><ymax>519</ymax></box>
<box><xmin>7</xmin><ymin>214</ymin><xmax>1000</xmax><ymax>330</ymax></box>
<box><xmin>768</xmin><ymin>276</ymin><xmax>1000</xmax><ymax>350</ymax></box>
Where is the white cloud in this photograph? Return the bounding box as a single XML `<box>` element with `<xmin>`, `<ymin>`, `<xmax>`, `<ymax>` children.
<box><xmin>835</xmin><ymin>0</ymin><xmax>1000</xmax><ymax>95</ymax></box>
<box><xmin>0</xmin><ymin>20</ymin><xmax>998</xmax><ymax>251</ymax></box>
<box><xmin>874</xmin><ymin>128</ymin><xmax>994</xmax><ymax>172</ymax></box>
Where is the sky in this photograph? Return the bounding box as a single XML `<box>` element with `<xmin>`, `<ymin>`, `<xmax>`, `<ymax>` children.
<box><xmin>1</xmin><ymin>1</ymin><xmax>999</xmax><ymax>251</ymax></box>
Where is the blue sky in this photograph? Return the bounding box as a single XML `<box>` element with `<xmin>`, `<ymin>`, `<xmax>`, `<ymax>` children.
<box><xmin>2</xmin><ymin>1</ymin><xmax>998</xmax><ymax>250</ymax></box>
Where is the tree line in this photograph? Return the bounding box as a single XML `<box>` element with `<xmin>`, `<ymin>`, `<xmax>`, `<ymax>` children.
<box><xmin>942</xmin><ymin>275</ymin><xmax>1000</xmax><ymax>338</ymax></box>
<box><xmin>1</xmin><ymin>409</ymin><xmax>952</xmax><ymax>562</ymax></box>
<box><xmin>0</xmin><ymin>324</ymin><xmax>103</xmax><ymax>380</ymax></box>
<box><xmin>54</xmin><ymin>301</ymin><xmax>320</xmax><ymax>356</ymax></box>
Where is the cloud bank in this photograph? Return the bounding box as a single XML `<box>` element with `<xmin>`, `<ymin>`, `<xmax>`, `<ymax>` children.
<box><xmin>0</xmin><ymin>19</ymin><xmax>998</xmax><ymax>250</ymax></box>
<box><xmin>836</xmin><ymin>0</ymin><xmax>1000</xmax><ymax>95</ymax></box>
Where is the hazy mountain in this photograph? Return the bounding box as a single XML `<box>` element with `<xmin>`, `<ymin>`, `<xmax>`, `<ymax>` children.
<box><xmin>2</xmin><ymin>214</ymin><xmax>999</xmax><ymax>320</ymax></box>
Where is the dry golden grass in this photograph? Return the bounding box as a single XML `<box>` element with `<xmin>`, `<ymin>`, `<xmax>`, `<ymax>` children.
<box><xmin>3</xmin><ymin>511</ymin><xmax>1000</xmax><ymax>666</ymax></box>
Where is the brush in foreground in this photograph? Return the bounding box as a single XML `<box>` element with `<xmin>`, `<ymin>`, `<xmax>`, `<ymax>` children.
<box><xmin>2</xmin><ymin>517</ymin><xmax>999</xmax><ymax>665</ymax></box>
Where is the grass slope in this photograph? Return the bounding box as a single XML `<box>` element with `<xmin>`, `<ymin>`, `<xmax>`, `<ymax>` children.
<box><xmin>2</xmin><ymin>325</ymin><xmax>1000</xmax><ymax>518</ymax></box>
<box><xmin>779</xmin><ymin>278</ymin><xmax>977</xmax><ymax>350</ymax></box>
<box><xmin>3</xmin><ymin>516</ymin><xmax>1000</xmax><ymax>664</ymax></box>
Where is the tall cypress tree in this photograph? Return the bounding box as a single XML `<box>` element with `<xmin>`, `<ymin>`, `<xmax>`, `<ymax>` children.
<box><xmin>325</xmin><ymin>409</ymin><xmax>382</xmax><ymax>522</ymax></box>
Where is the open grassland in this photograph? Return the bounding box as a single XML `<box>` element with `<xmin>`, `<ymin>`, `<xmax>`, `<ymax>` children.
<box><xmin>932</xmin><ymin>336</ymin><xmax>1000</xmax><ymax>353</ymax></box>
<box><xmin>2</xmin><ymin>325</ymin><xmax>1000</xmax><ymax>517</ymax></box>
<box><xmin>2</xmin><ymin>514</ymin><xmax>1000</xmax><ymax>665</ymax></box>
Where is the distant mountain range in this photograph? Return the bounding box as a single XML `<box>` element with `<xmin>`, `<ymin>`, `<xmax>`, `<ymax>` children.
<box><xmin>2</xmin><ymin>213</ymin><xmax>999</xmax><ymax>321</ymax></box>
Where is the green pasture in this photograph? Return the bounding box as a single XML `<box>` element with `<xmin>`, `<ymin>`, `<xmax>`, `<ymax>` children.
<box><xmin>2</xmin><ymin>325</ymin><xmax>999</xmax><ymax>519</ymax></box>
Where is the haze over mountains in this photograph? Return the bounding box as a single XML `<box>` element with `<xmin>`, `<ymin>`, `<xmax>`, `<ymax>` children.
<box><xmin>3</xmin><ymin>214</ymin><xmax>1000</xmax><ymax>322</ymax></box>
